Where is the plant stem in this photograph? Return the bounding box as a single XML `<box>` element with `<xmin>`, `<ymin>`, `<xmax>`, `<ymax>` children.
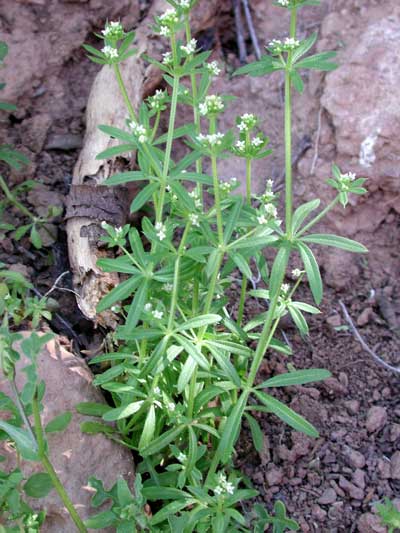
<box><xmin>209</xmin><ymin>118</ymin><xmax>224</xmax><ymax>244</ymax></box>
<box><xmin>296</xmin><ymin>196</ymin><xmax>340</xmax><ymax>237</ymax></box>
<box><xmin>237</xmin><ymin>156</ymin><xmax>252</xmax><ymax>326</ymax></box>
<box><xmin>114</xmin><ymin>64</ymin><xmax>137</xmax><ymax>122</ymax></box>
<box><xmin>168</xmin><ymin>222</ymin><xmax>191</xmax><ymax>329</ymax></box>
<box><xmin>0</xmin><ymin>175</ymin><xmax>35</xmax><ymax>221</ymax></box>
<box><xmin>156</xmin><ymin>73</ymin><xmax>180</xmax><ymax>223</ymax></box>
<box><xmin>32</xmin><ymin>396</ymin><xmax>87</xmax><ymax>533</ymax></box>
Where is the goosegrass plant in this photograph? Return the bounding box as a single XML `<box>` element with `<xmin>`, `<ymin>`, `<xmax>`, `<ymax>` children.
<box><xmin>77</xmin><ymin>0</ymin><xmax>369</xmax><ymax>530</ymax></box>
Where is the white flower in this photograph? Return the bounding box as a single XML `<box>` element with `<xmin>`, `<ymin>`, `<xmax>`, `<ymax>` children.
<box><xmin>342</xmin><ymin>171</ymin><xmax>356</xmax><ymax>181</ymax></box>
<box><xmin>178</xmin><ymin>452</ymin><xmax>187</xmax><ymax>462</ymax></box>
<box><xmin>266</xmin><ymin>178</ymin><xmax>274</xmax><ymax>189</ymax></box>
<box><xmin>144</xmin><ymin>302</ymin><xmax>153</xmax><ymax>312</ymax></box>
<box><xmin>251</xmin><ymin>137</ymin><xmax>263</xmax><ymax>147</ymax></box>
<box><xmin>277</xmin><ymin>0</ymin><xmax>290</xmax><ymax>6</ymax></box>
<box><xmin>214</xmin><ymin>486</ymin><xmax>223</xmax><ymax>496</ymax></box>
<box><xmin>152</xmin><ymin>309</ymin><xmax>164</xmax><ymax>319</ymax></box>
<box><xmin>111</xmin><ymin>305</ymin><xmax>121</xmax><ymax>313</ymax></box>
<box><xmin>162</xmin><ymin>51</ymin><xmax>173</xmax><ymax>65</ymax></box>
<box><xmin>167</xmin><ymin>401</ymin><xmax>176</xmax><ymax>411</ymax></box>
<box><xmin>264</xmin><ymin>203</ymin><xmax>278</xmax><ymax>218</ymax></box>
<box><xmin>225</xmin><ymin>482</ymin><xmax>235</xmax><ymax>495</ymax></box>
<box><xmin>197</xmin><ymin>132</ymin><xmax>224</xmax><ymax>147</ymax></box>
<box><xmin>236</xmin><ymin>140</ymin><xmax>245</xmax><ymax>151</ymax></box>
<box><xmin>181</xmin><ymin>38</ymin><xmax>197</xmax><ymax>55</ymax></box>
<box><xmin>281</xmin><ymin>283</ymin><xmax>290</xmax><ymax>294</ymax></box>
<box><xmin>163</xmin><ymin>283</ymin><xmax>173</xmax><ymax>292</ymax></box>
<box><xmin>237</xmin><ymin>113</ymin><xmax>257</xmax><ymax>132</ymax></box>
<box><xmin>115</xmin><ymin>226</ymin><xmax>123</xmax><ymax>236</ymax></box>
<box><xmin>128</xmin><ymin>120</ymin><xmax>148</xmax><ymax>143</ymax></box>
<box><xmin>257</xmin><ymin>214</ymin><xmax>268</xmax><ymax>225</ymax></box>
<box><xmin>155</xmin><ymin>221</ymin><xmax>167</xmax><ymax>241</ymax></box>
<box><xmin>154</xmin><ymin>386</ymin><xmax>161</xmax><ymax>395</ymax></box>
<box><xmin>101</xmin><ymin>220</ymin><xmax>109</xmax><ymax>229</ymax></box>
<box><xmin>284</xmin><ymin>37</ymin><xmax>300</xmax><ymax>49</ymax></box>
<box><xmin>207</xmin><ymin>60</ymin><xmax>221</xmax><ymax>76</ymax></box>
<box><xmin>199</xmin><ymin>95</ymin><xmax>224</xmax><ymax>116</ymax></box>
<box><xmin>102</xmin><ymin>45</ymin><xmax>118</xmax><ymax>59</ymax></box>
<box><xmin>292</xmin><ymin>268</ymin><xmax>302</xmax><ymax>278</ymax></box>
<box><xmin>102</xmin><ymin>21</ymin><xmax>124</xmax><ymax>39</ymax></box>
<box><xmin>179</xmin><ymin>0</ymin><xmax>190</xmax><ymax>7</ymax></box>
<box><xmin>189</xmin><ymin>213</ymin><xmax>200</xmax><ymax>226</ymax></box>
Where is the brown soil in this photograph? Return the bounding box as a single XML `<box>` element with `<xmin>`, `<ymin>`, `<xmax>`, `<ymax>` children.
<box><xmin>1</xmin><ymin>1</ymin><xmax>399</xmax><ymax>532</ymax></box>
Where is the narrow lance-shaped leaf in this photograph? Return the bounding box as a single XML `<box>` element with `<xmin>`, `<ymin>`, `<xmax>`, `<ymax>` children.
<box><xmin>130</xmin><ymin>182</ymin><xmax>159</xmax><ymax>213</ymax></box>
<box><xmin>215</xmin><ymin>392</ymin><xmax>248</xmax><ymax>463</ymax></box>
<box><xmin>301</xmin><ymin>234</ymin><xmax>368</xmax><ymax>253</ymax></box>
<box><xmin>297</xmin><ymin>241</ymin><xmax>323</xmax><ymax>305</ymax></box>
<box><xmin>256</xmin><ymin>369</ymin><xmax>331</xmax><ymax>389</ymax></box>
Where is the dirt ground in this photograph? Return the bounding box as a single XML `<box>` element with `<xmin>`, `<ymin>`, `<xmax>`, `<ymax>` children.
<box><xmin>1</xmin><ymin>0</ymin><xmax>400</xmax><ymax>531</ymax></box>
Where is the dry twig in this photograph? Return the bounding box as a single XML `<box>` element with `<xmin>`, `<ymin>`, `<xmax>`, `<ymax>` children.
<box><xmin>241</xmin><ymin>0</ymin><xmax>261</xmax><ymax>60</ymax></box>
<box><xmin>233</xmin><ymin>0</ymin><xmax>247</xmax><ymax>63</ymax></box>
<box><xmin>339</xmin><ymin>300</ymin><xmax>400</xmax><ymax>375</ymax></box>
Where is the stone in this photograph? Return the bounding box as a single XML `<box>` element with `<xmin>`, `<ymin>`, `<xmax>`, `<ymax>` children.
<box><xmin>366</xmin><ymin>406</ymin><xmax>388</xmax><ymax>433</ymax></box>
<box><xmin>318</xmin><ymin>487</ymin><xmax>337</xmax><ymax>505</ymax></box>
<box><xmin>377</xmin><ymin>458</ymin><xmax>391</xmax><ymax>479</ymax></box>
<box><xmin>20</xmin><ymin>113</ymin><xmax>52</xmax><ymax>153</ymax></box>
<box><xmin>357</xmin><ymin>513</ymin><xmax>387</xmax><ymax>533</ymax></box>
<box><xmin>391</xmin><ymin>451</ymin><xmax>400</xmax><ymax>480</ymax></box>
<box><xmin>357</xmin><ymin>307</ymin><xmax>374</xmax><ymax>326</ymax></box>
<box><xmin>311</xmin><ymin>504</ymin><xmax>327</xmax><ymax>522</ymax></box>
<box><xmin>45</xmin><ymin>133</ymin><xmax>83</xmax><ymax>151</ymax></box>
<box><xmin>326</xmin><ymin>314</ymin><xmax>342</xmax><ymax>327</ymax></box>
<box><xmin>265</xmin><ymin>466</ymin><xmax>284</xmax><ymax>487</ymax></box>
<box><xmin>352</xmin><ymin>469</ymin><xmax>366</xmax><ymax>490</ymax></box>
<box><xmin>345</xmin><ymin>400</ymin><xmax>360</xmax><ymax>414</ymax></box>
<box><xmin>338</xmin><ymin>475</ymin><xmax>364</xmax><ymax>500</ymax></box>
<box><xmin>0</xmin><ymin>332</ymin><xmax>135</xmax><ymax>532</ymax></box>
<box><xmin>343</xmin><ymin>446</ymin><xmax>366</xmax><ymax>469</ymax></box>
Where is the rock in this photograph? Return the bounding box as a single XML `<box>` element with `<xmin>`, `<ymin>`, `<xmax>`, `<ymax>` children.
<box><xmin>326</xmin><ymin>314</ymin><xmax>342</xmax><ymax>327</ymax></box>
<box><xmin>265</xmin><ymin>467</ymin><xmax>284</xmax><ymax>487</ymax></box>
<box><xmin>45</xmin><ymin>133</ymin><xmax>83</xmax><ymax>151</ymax></box>
<box><xmin>352</xmin><ymin>469</ymin><xmax>366</xmax><ymax>489</ymax></box>
<box><xmin>0</xmin><ymin>332</ymin><xmax>135</xmax><ymax>532</ymax></box>
<box><xmin>27</xmin><ymin>184</ymin><xmax>64</xmax><ymax>218</ymax></box>
<box><xmin>311</xmin><ymin>504</ymin><xmax>327</xmax><ymax>522</ymax></box>
<box><xmin>9</xmin><ymin>263</ymin><xmax>31</xmax><ymax>278</ymax></box>
<box><xmin>377</xmin><ymin>458</ymin><xmax>391</xmax><ymax>479</ymax></box>
<box><xmin>323</xmin><ymin>377</ymin><xmax>348</xmax><ymax>396</ymax></box>
<box><xmin>318</xmin><ymin>487</ymin><xmax>337</xmax><ymax>505</ymax></box>
<box><xmin>391</xmin><ymin>451</ymin><xmax>400</xmax><ymax>480</ymax></box>
<box><xmin>338</xmin><ymin>475</ymin><xmax>364</xmax><ymax>500</ymax></box>
<box><xmin>366</xmin><ymin>406</ymin><xmax>388</xmax><ymax>433</ymax></box>
<box><xmin>390</xmin><ymin>423</ymin><xmax>400</xmax><ymax>442</ymax></box>
<box><xmin>357</xmin><ymin>513</ymin><xmax>387</xmax><ymax>533</ymax></box>
<box><xmin>345</xmin><ymin>400</ymin><xmax>360</xmax><ymax>414</ymax></box>
<box><xmin>20</xmin><ymin>113</ymin><xmax>52</xmax><ymax>153</ymax></box>
<box><xmin>343</xmin><ymin>445</ymin><xmax>366</xmax><ymax>469</ymax></box>
<box><xmin>357</xmin><ymin>307</ymin><xmax>374</xmax><ymax>326</ymax></box>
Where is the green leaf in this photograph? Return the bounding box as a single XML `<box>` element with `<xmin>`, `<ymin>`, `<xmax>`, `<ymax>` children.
<box><xmin>103</xmin><ymin>171</ymin><xmax>149</xmax><ymax>186</ymax></box>
<box><xmin>256</xmin><ymin>369</ymin><xmax>331</xmax><ymax>389</ymax></box>
<box><xmin>205</xmin><ymin>344</ymin><xmax>241</xmax><ymax>387</ymax></box>
<box><xmin>102</xmin><ymin>400</ymin><xmax>144</xmax><ymax>422</ymax></box>
<box><xmin>30</xmin><ymin>225</ymin><xmax>42</xmax><ymax>249</ymax></box>
<box><xmin>96</xmin><ymin>143</ymin><xmax>134</xmax><ymax>160</ymax></box>
<box><xmin>292</xmin><ymin>32</ymin><xmax>318</xmax><ymax>64</ymax></box>
<box><xmin>296</xmin><ymin>51</ymin><xmax>338</xmax><ymax>71</ymax></box>
<box><xmin>301</xmin><ymin>234</ymin><xmax>368</xmax><ymax>253</ymax></box>
<box><xmin>254</xmin><ymin>391</ymin><xmax>319</xmax><ymax>437</ymax></box>
<box><xmin>0</xmin><ymin>420</ymin><xmax>38</xmax><ymax>461</ymax></box>
<box><xmin>292</xmin><ymin>199</ymin><xmax>320</xmax><ymax>235</ymax></box>
<box><xmin>291</xmin><ymin>70</ymin><xmax>304</xmax><ymax>93</ymax></box>
<box><xmin>23</xmin><ymin>473</ymin><xmax>53</xmax><ymax>498</ymax></box>
<box><xmin>141</xmin><ymin>425</ymin><xmax>186</xmax><ymax>457</ymax></box>
<box><xmin>288</xmin><ymin>305</ymin><xmax>309</xmax><ymax>336</ymax></box>
<box><xmin>173</xmin><ymin>334</ymin><xmax>210</xmax><ymax>370</ymax></box>
<box><xmin>97</xmin><ymin>257</ymin><xmax>140</xmax><ymax>275</ymax></box>
<box><xmin>231</xmin><ymin>252</ymin><xmax>253</xmax><ymax>280</ymax></box>
<box><xmin>269</xmin><ymin>245</ymin><xmax>291</xmax><ymax>299</ymax></box>
<box><xmin>174</xmin><ymin>314</ymin><xmax>221</xmax><ymax>332</ymax></box>
<box><xmin>130</xmin><ymin>182</ymin><xmax>159</xmax><ymax>213</ymax></box>
<box><xmin>244</xmin><ymin>413</ymin><xmax>264</xmax><ymax>453</ymax></box>
<box><xmin>85</xmin><ymin>510</ymin><xmax>116</xmax><ymax>529</ymax></box>
<box><xmin>124</xmin><ymin>279</ymin><xmax>149</xmax><ymax>330</ymax></box>
<box><xmin>96</xmin><ymin>275</ymin><xmax>142</xmax><ymax>313</ymax></box>
<box><xmin>98</xmin><ymin>124</ymin><xmax>133</xmax><ymax>144</ymax></box>
<box><xmin>216</xmin><ymin>392</ymin><xmax>248</xmax><ymax>463</ymax></box>
<box><xmin>138</xmin><ymin>404</ymin><xmax>156</xmax><ymax>451</ymax></box>
<box><xmin>297</xmin><ymin>241</ymin><xmax>323</xmax><ymax>305</ymax></box>
<box><xmin>151</xmin><ymin>500</ymin><xmax>192</xmax><ymax>526</ymax></box>
<box><xmin>154</xmin><ymin>123</ymin><xmax>195</xmax><ymax>145</ymax></box>
<box><xmin>223</xmin><ymin>197</ymin><xmax>243</xmax><ymax>245</ymax></box>
<box><xmin>80</xmin><ymin>421</ymin><xmax>114</xmax><ymax>435</ymax></box>
<box><xmin>75</xmin><ymin>402</ymin><xmax>110</xmax><ymax>417</ymax></box>
<box><xmin>142</xmin><ymin>486</ymin><xmax>189</xmax><ymax>500</ymax></box>
<box><xmin>234</xmin><ymin>56</ymin><xmax>282</xmax><ymax>77</ymax></box>
<box><xmin>45</xmin><ymin>411</ymin><xmax>72</xmax><ymax>433</ymax></box>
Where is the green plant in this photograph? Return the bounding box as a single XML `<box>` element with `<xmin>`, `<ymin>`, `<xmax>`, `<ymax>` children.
<box><xmin>376</xmin><ymin>498</ymin><xmax>400</xmax><ymax>533</ymax></box>
<box><xmin>77</xmin><ymin>0</ymin><xmax>368</xmax><ymax>530</ymax></box>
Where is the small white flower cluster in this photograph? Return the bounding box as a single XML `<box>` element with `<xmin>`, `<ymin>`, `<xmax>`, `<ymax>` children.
<box><xmin>158</xmin><ymin>8</ymin><xmax>180</xmax><ymax>37</ymax></box>
<box><xmin>177</xmin><ymin>452</ymin><xmax>187</xmax><ymax>463</ymax></box>
<box><xmin>144</xmin><ymin>302</ymin><xmax>153</xmax><ymax>312</ymax></box>
<box><xmin>257</xmin><ymin>201</ymin><xmax>278</xmax><ymax>225</ymax></box>
<box><xmin>162</xmin><ymin>51</ymin><xmax>173</xmax><ymax>66</ymax></box>
<box><xmin>102</xmin><ymin>45</ymin><xmax>118</xmax><ymax>60</ymax></box>
<box><xmin>261</xmin><ymin>179</ymin><xmax>276</xmax><ymax>203</ymax></box>
<box><xmin>268</xmin><ymin>37</ymin><xmax>300</xmax><ymax>53</ymax></box>
<box><xmin>237</xmin><ymin>113</ymin><xmax>257</xmax><ymax>132</ymax></box>
<box><xmin>220</xmin><ymin>177</ymin><xmax>238</xmax><ymax>193</ymax></box>
<box><xmin>214</xmin><ymin>473</ymin><xmax>235</xmax><ymax>496</ymax></box>
<box><xmin>189</xmin><ymin>189</ymin><xmax>202</xmax><ymax>209</ymax></box>
<box><xmin>281</xmin><ymin>283</ymin><xmax>290</xmax><ymax>295</ymax></box>
<box><xmin>111</xmin><ymin>305</ymin><xmax>121</xmax><ymax>313</ymax></box>
<box><xmin>197</xmin><ymin>132</ymin><xmax>224</xmax><ymax>148</ymax></box>
<box><xmin>128</xmin><ymin>120</ymin><xmax>148</xmax><ymax>143</ymax></box>
<box><xmin>102</xmin><ymin>21</ymin><xmax>124</xmax><ymax>40</ymax></box>
<box><xmin>189</xmin><ymin>213</ymin><xmax>200</xmax><ymax>227</ymax></box>
<box><xmin>199</xmin><ymin>95</ymin><xmax>224</xmax><ymax>116</ymax></box>
<box><xmin>162</xmin><ymin>282</ymin><xmax>173</xmax><ymax>292</ymax></box>
<box><xmin>115</xmin><ymin>226</ymin><xmax>124</xmax><ymax>237</ymax></box>
<box><xmin>181</xmin><ymin>38</ymin><xmax>197</xmax><ymax>56</ymax></box>
<box><xmin>207</xmin><ymin>60</ymin><xmax>221</xmax><ymax>77</ymax></box>
<box><xmin>292</xmin><ymin>268</ymin><xmax>303</xmax><ymax>278</ymax></box>
<box><xmin>251</xmin><ymin>136</ymin><xmax>263</xmax><ymax>148</ymax></box>
<box><xmin>167</xmin><ymin>401</ymin><xmax>175</xmax><ymax>412</ymax></box>
<box><xmin>152</xmin><ymin>309</ymin><xmax>164</xmax><ymax>319</ymax></box>
<box><xmin>153</xmin><ymin>386</ymin><xmax>161</xmax><ymax>395</ymax></box>
<box><xmin>338</xmin><ymin>171</ymin><xmax>356</xmax><ymax>191</ymax></box>
<box><xmin>148</xmin><ymin>89</ymin><xmax>167</xmax><ymax>112</ymax></box>
<box><xmin>155</xmin><ymin>221</ymin><xmax>167</xmax><ymax>241</ymax></box>
<box><xmin>277</xmin><ymin>0</ymin><xmax>290</xmax><ymax>6</ymax></box>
